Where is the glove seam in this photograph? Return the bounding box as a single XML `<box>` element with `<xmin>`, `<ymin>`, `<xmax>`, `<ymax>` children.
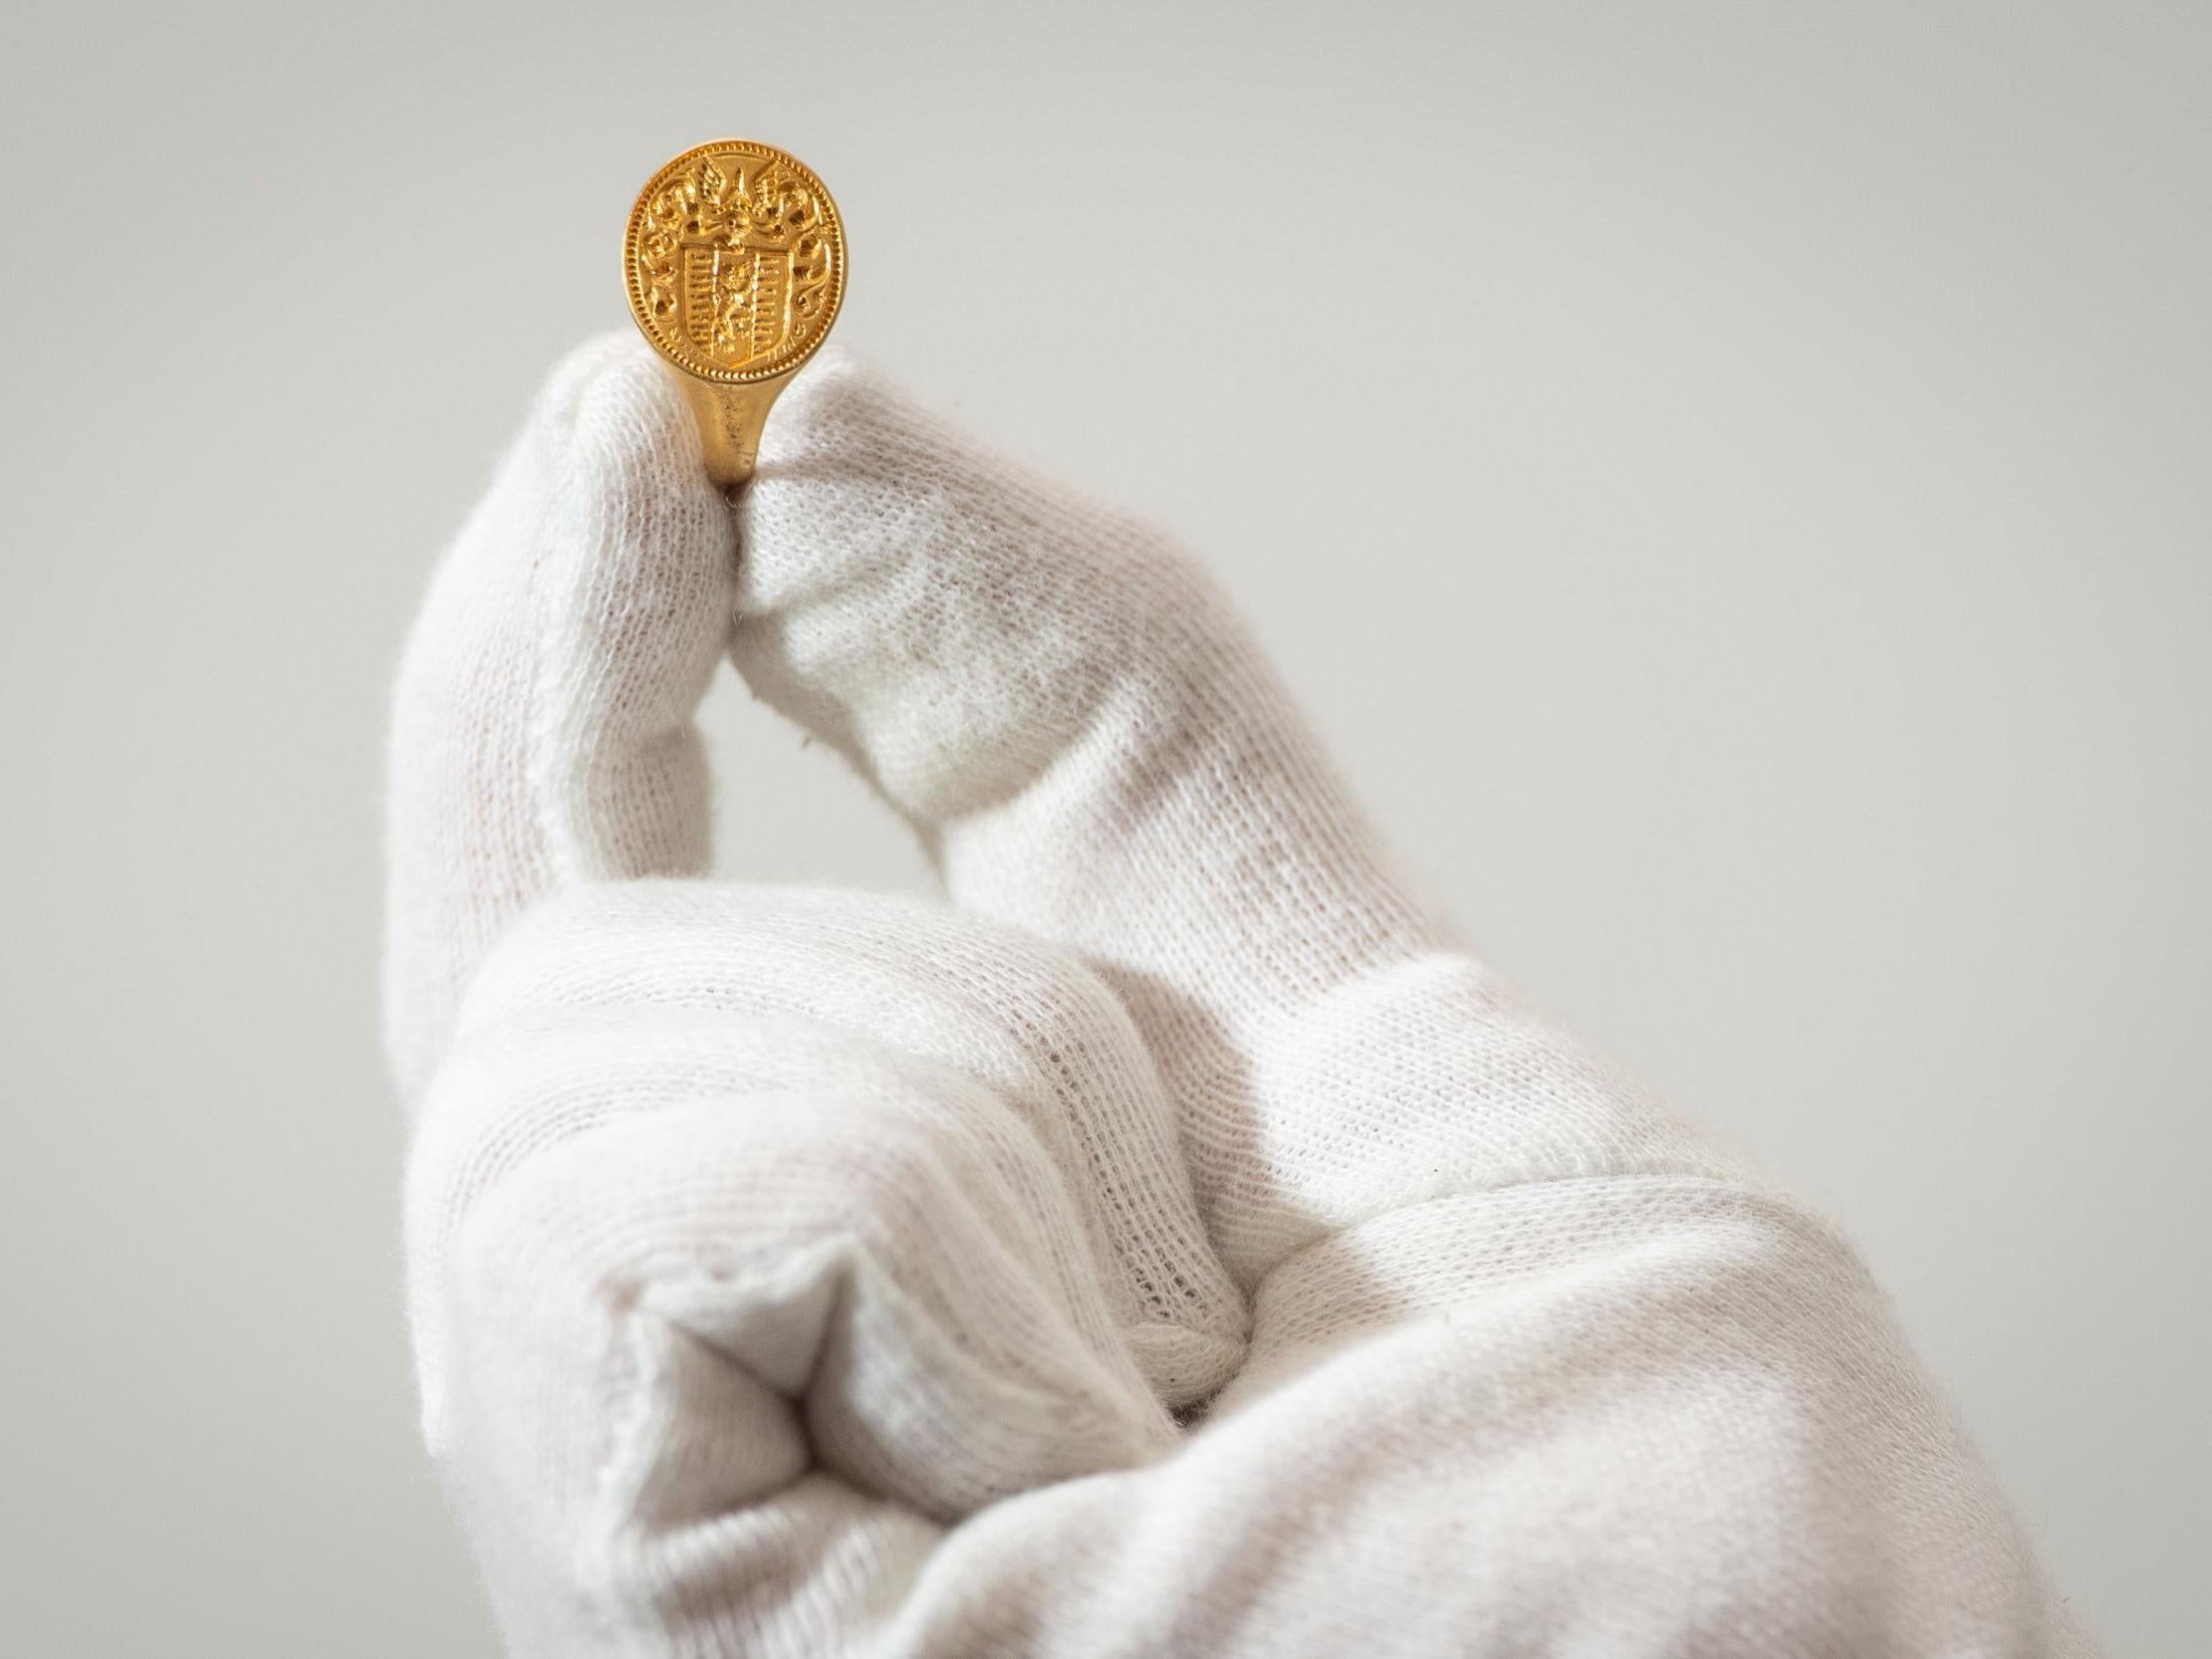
<box><xmin>1258</xmin><ymin>1165</ymin><xmax>1836</xmax><ymax>1294</ymax></box>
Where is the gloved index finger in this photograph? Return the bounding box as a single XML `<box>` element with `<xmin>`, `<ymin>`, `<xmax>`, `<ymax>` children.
<box><xmin>732</xmin><ymin>357</ymin><xmax>1471</xmax><ymax>1284</ymax></box>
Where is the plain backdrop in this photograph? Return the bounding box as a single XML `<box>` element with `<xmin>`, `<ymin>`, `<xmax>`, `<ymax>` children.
<box><xmin>2</xmin><ymin>3</ymin><xmax>2204</xmax><ymax>1653</ymax></box>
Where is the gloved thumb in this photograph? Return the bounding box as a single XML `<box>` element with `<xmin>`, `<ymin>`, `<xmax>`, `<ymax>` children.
<box><xmin>384</xmin><ymin>336</ymin><xmax>733</xmax><ymax>1105</ymax></box>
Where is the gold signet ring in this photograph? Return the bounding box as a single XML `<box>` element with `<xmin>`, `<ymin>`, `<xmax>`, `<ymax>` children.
<box><xmin>623</xmin><ymin>139</ymin><xmax>849</xmax><ymax>487</ymax></box>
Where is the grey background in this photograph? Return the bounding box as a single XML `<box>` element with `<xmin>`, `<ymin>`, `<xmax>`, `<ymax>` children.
<box><xmin>2</xmin><ymin>3</ymin><xmax>2203</xmax><ymax>1653</ymax></box>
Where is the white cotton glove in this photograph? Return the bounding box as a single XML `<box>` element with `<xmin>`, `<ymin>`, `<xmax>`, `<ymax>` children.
<box><xmin>385</xmin><ymin>336</ymin><xmax>2095</xmax><ymax>1658</ymax></box>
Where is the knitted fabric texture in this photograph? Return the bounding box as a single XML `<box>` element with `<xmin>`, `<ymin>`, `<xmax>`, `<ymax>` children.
<box><xmin>384</xmin><ymin>337</ymin><xmax>2094</xmax><ymax>1657</ymax></box>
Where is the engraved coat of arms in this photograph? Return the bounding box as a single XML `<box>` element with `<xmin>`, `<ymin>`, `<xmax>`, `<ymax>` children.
<box><xmin>634</xmin><ymin>155</ymin><xmax>836</xmax><ymax>373</ymax></box>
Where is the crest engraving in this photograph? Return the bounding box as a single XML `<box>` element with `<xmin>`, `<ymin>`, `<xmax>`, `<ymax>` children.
<box><xmin>628</xmin><ymin>145</ymin><xmax>843</xmax><ymax>381</ymax></box>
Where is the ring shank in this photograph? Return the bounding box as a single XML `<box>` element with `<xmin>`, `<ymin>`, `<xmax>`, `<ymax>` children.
<box><xmin>669</xmin><ymin>373</ymin><xmax>789</xmax><ymax>487</ymax></box>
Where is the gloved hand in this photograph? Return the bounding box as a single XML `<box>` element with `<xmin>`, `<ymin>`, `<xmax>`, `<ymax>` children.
<box><xmin>385</xmin><ymin>337</ymin><xmax>2092</xmax><ymax>1657</ymax></box>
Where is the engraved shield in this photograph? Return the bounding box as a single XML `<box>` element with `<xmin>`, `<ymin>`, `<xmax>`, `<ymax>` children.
<box><xmin>678</xmin><ymin>238</ymin><xmax>796</xmax><ymax>371</ymax></box>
